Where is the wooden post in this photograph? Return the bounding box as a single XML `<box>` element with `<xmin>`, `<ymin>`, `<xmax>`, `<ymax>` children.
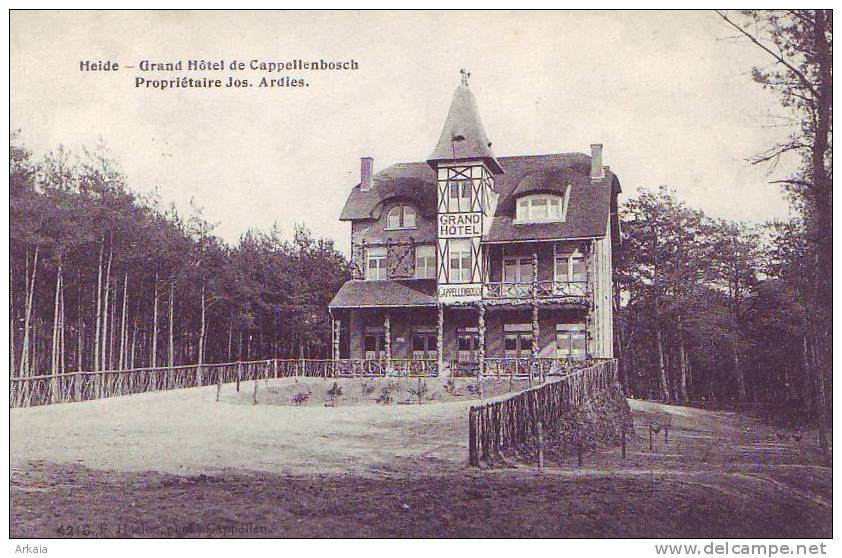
<box><xmin>621</xmin><ymin>428</ymin><xmax>627</xmax><ymax>459</ymax></box>
<box><xmin>74</xmin><ymin>372</ymin><xmax>81</xmax><ymax>402</ymax></box>
<box><xmin>332</xmin><ymin>317</ymin><xmax>341</xmax><ymax>377</ymax></box>
<box><xmin>437</xmin><ymin>304</ymin><xmax>444</xmax><ymax>376</ymax></box>
<box><xmin>236</xmin><ymin>361</ymin><xmax>242</xmax><ymax>392</ymax></box>
<box><xmin>537</xmin><ymin>421</ymin><xmax>544</xmax><ymax>469</ymax></box>
<box><xmin>468</xmin><ymin>407</ymin><xmax>478</xmax><ymax>466</ymax></box>
<box><xmin>384</xmin><ymin>313</ymin><xmax>391</xmax><ymax>374</ymax></box>
<box><xmin>649</xmin><ymin>425</ymin><xmax>654</xmax><ymax>451</ymax></box>
<box><xmin>252</xmin><ymin>378</ymin><xmax>258</xmax><ymax>405</ymax></box>
<box><xmin>216</xmin><ymin>368</ymin><xmax>223</xmax><ymax>402</ymax></box>
<box><xmin>531</xmin><ymin>251</ymin><xmax>540</xmax><ymax>378</ymax></box>
<box><xmin>478</xmin><ymin>303</ymin><xmax>486</xmax><ymax>390</ymax></box>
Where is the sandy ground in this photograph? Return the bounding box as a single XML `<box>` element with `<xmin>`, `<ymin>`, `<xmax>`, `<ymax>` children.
<box><xmin>10</xmin><ymin>378</ymin><xmax>833</xmax><ymax>538</ymax></box>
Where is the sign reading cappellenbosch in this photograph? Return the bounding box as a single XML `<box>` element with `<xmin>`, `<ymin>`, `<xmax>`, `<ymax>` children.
<box><xmin>438</xmin><ymin>283</ymin><xmax>482</xmax><ymax>303</ymax></box>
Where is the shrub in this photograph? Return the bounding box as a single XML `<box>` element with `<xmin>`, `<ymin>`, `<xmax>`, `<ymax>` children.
<box><xmin>443</xmin><ymin>378</ymin><xmax>458</xmax><ymax>395</ymax></box>
<box><xmin>360</xmin><ymin>380</ymin><xmax>376</xmax><ymax>396</ymax></box>
<box><xmin>326</xmin><ymin>382</ymin><xmax>343</xmax><ymax>406</ymax></box>
<box><xmin>408</xmin><ymin>378</ymin><xmax>429</xmax><ymax>405</ymax></box>
<box><xmin>376</xmin><ymin>388</ymin><xmax>393</xmax><ymax>405</ymax></box>
<box><xmin>291</xmin><ymin>390</ymin><xmax>311</xmax><ymax>405</ymax></box>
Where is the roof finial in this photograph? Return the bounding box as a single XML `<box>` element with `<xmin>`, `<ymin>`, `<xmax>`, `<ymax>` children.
<box><xmin>460</xmin><ymin>68</ymin><xmax>471</xmax><ymax>86</ymax></box>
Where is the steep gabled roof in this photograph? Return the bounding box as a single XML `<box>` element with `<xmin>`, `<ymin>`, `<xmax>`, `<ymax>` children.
<box><xmin>426</xmin><ymin>84</ymin><xmax>503</xmax><ymax>174</ymax></box>
<box><xmin>338</xmin><ymin>153</ymin><xmax>620</xmax><ymax>242</ymax></box>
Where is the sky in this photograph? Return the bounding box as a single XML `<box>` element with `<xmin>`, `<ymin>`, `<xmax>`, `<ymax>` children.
<box><xmin>11</xmin><ymin>10</ymin><xmax>799</xmax><ymax>254</ymax></box>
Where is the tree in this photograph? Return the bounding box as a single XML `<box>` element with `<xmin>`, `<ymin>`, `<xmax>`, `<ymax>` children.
<box><xmin>716</xmin><ymin>10</ymin><xmax>832</xmax><ymax>450</ymax></box>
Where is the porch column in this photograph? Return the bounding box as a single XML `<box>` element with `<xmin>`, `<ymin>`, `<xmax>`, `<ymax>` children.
<box><xmin>531</xmin><ymin>251</ymin><xmax>540</xmax><ymax>359</ymax></box>
<box><xmin>478</xmin><ymin>303</ymin><xmax>486</xmax><ymax>377</ymax></box>
<box><xmin>384</xmin><ymin>313</ymin><xmax>391</xmax><ymax>371</ymax></box>
<box><xmin>437</xmin><ymin>304</ymin><xmax>446</xmax><ymax>376</ymax></box>
<box><xmin>532</xmin><ymin>303</ymin><xmax>539</xmax><ymax>358</ymax></box>
<box><xmin>332</xmin><ymin>318</ymin><xmax>341</xmax><ymax>362</ymax></box>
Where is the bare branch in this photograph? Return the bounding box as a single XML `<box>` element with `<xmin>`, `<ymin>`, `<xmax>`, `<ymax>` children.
<box><xmin>714</xmin><ymin>10</ymin><xmax>820</xmax><ymax>99</ymax></box>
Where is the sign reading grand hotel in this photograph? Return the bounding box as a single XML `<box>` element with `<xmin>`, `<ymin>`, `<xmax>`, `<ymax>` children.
<box><xmin>438</xmin><ymin>212</ymin><xmax>482</xmax><ymax>237</ymax></box>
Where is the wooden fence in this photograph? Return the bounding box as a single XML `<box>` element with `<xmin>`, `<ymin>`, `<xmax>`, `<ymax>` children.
<box><xmin>10</xmin><ymin>356</ymin><xmax>607</xmax><ymax>409</ymax></box>
<box><xmin>9</xmin><ymin>358</ymin><xmax>334</xmax><ymax>408</ymax></box>
<box><xmin>467</xmin><ymin>359</ymin><xmax>618</xmax><ymax>466</ymax></box>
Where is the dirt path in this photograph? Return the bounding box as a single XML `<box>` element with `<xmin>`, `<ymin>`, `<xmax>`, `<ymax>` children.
<box><xmin>10</xmin><ymin>381</ymin><xmax>832</xmax><ymax>538</ymax></box>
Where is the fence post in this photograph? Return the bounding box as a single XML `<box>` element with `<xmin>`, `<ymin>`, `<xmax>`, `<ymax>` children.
<box><xmin>621</xmin><ymin>428</ymin><xmax>627</xmax><ymax>459</ymax></box>
<box><xmin>236</xmin><ymin>362</ymin><xmax>242</xmax><ymax>392</ymax></box>
<box><xmin>468</xmin><ymin>407</ymin><xmax>478</xmax><ymax>466</ymax></box>
<box><xmin>216</xmin><ymin>369</ymin><xmax>223</xmax><ymax>402</ymax></box>
<box><xmin>252</xmin><ymin>378</ymin><xmax>258</xmax><ymax>405</ymax></box>
<box><xmin>537</xmin><ymin>421</ymin><xmax>544</xmax><ymax>469</ymax></box>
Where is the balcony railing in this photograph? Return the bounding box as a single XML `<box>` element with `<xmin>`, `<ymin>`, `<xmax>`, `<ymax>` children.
<box><xmin>483</xmin><ymin>280</ymin><xmax>589</xmax><ymax>302</ymax></box>
<box><xmin>334</xmin><ymin>358</ymin><xmax>440</xmax><ymax>377</ymax></box>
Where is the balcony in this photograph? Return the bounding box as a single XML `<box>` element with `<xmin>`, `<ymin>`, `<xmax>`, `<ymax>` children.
<box><xmin>483</xmin><ymin>280</ymin><xmax>590</xmax><ymax>305</ymax></box>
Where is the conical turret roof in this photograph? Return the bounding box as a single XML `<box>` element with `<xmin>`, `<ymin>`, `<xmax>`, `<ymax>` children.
<box><xmin>427</xmin><ymin>82</ymin><xmax>503</xmax><ymax>174</ymax></box>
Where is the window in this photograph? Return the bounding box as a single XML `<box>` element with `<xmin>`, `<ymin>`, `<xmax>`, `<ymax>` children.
<box><xmin>386</xmin><ymin>205</ymin><xmax>417</xmax><ymax>230</ymax></box>
<box><xmin>364</xmin><ymin>328</ymin><xmax>386</xmax><ymax>360</ymax></box>
<box><xmin>556</xmin><ymin>323</ymin><xmax>587</xmax><ymax>359</ymax></box>
<box><xmin>415</xmin><ymin>245</ymin><xmax>436</xmax><ymax>279</ymax></box>
<box><xmin>448</xmin><ymin>239</ymin><xmax>473</xmax><ymax>283</ymax></box>
<box><xmin>554</xmin><ymin>247</ymin><xmax>586</xmax><ymax>283</ymax></box>
<box><xmin>504</xmin><ymin>323</ymin><xmax>533</xmax><ymax>359</ymax></box>
<box><xmin>412</xmin><ymin>328</ymin><xmax>438</xmax><ymax>359</ymax></box>
<box><xmin>516</xmin><ymin>194</ymin><xmax>565</xmax><ymax>223</ymax></box>
<box><xmin>366</xmin><ymin>247</ymin><xmax>387</xmax><ymax>281</ymax></box>
<box><xmin>448</xmin><ymin>181</ymin><xmax>473</xmax><ymax>212</ymax></box>
<box><xmin>503</xmin><ymin>257</ymin><xmax>534</xmax><ymax>283</ymax></box>
<box><xmin>457</xmin><ymin>327</ymin><xmax>480</xmax><ymax>363</ymax></box>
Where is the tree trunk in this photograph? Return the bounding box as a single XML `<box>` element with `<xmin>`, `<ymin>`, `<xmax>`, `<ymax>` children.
<box><xmin>227</xmin><ymin>319</ymin><xmax>233</xmax><ymax>362</ymax></box>
<box><xmin>10</xmin><ymin>259</ymin><xmax>15</xmax><ymax>377</ymax></box>
<box><xmin>51</xmin><ymin>264</ymin><xmax>63</xmax><ymax>377</ymax></box>
<box><xmin>197</xmin><ymin>284</ymin><xmax>206</xmax><ymax>383</ymax></box>
<box><xmin>100</xmin><ymin>244</ymin><xmax>112</xmax><ymax>371</ymax></box>
<box><xmin>94</xmin><ymin>239</ymin><xmax>104</xmax><ymax>371</ymax></box>
<box><xmin>168</xmin><ymin>280</ymin><xmax>175</xmax><ymax>368</ymax></box>
<box><xmin>677</xmin><ymin>330</ymin><xmax>688</xmax><ymax>403</ymax></box>
<box><xmin>733</xmin><ymin>344</ymin><xmax>745</xmax><ymax>403</ymax></box>
<box><xmin>19</xmin><ymin>245</ymin><xmax>39</xmax><ymax>377</ymax></box>
<box><xmin>119</xmin><ymin>270</ymin><xmax>128</xmax><ymax>370</ymax></box>
<box><xmin>655</xmin><ymin>327</ymin><xmax>669</xmax><ymax>401</ymax></box>
<box><xmin>59</xmin><ymin>273</ymin><xmax>66</xmax><ymax>375</ymax></box>
<box><xmin>151</xmin><ymin>272</ymin><xmax>159</xmax><ymax>368</ymax></box>
<box><xmin>77</xmin><ymin>268</ymin><xmax>83</xmax><ymax>372</ymax></box>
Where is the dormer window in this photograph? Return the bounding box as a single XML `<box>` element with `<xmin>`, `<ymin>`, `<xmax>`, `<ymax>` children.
<box><xmin>386</xmin><ymin>205</ymin><xmax>417</xmax><ymax>230</ymax></box>
<box><xmin>515</xmin><ymin>193</ymin><xmax>568</xmax><ymax>223</ymax></box>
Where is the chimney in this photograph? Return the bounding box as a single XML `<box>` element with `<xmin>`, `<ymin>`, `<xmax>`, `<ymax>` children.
<box><xmin>360</xmin><ymin>156</ymin><xmax>374</xmax><ymax>191</ymax></box>
<box><xmin>590</xmin><ymin>144</ymin><xmax>604</xmax><ymax>181</ymax></box>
